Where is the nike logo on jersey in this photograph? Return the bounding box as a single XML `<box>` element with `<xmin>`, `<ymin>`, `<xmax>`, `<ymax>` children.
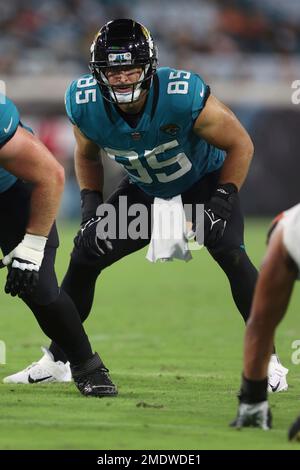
<box><xmin>200</xmin><ymin>84</ymin><xmax>205</xmax><ymax>98</ymax></box>
<box><xmin>4</xmin><ymin>117</ymin><xmax>13</xmax><ymax>134</ymax></box>
<box><xmin>28</xmin><ymin>374</ymin><xmax>52</xmax><ymax>383</ymax></box>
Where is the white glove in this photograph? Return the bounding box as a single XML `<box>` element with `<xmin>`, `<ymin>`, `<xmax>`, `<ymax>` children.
<box><xmin>0</xmin><ymin>234</ymin><xmax>47</xmax><ymax>297</ymax></box>
<box><xmin>1</xmin><ymin>234</ymin><xmax>47</xmax><ymax>269</ymax></box>
<box><xmin>231</xmin><ymin>401</ymin><xmax>272</xmax><ymax>430</ymax></box>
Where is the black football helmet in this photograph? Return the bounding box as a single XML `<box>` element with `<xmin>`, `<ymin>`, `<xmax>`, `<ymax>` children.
<box><xmin>89</xmin><ymin>19</ymin><xmax>158</xmax><ymax>104</ymax></box>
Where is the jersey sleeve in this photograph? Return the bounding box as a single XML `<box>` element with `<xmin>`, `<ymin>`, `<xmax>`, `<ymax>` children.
<box><xmin>64</xmin><ymin>80</ymin><xmax>77</xmax><ymax>125</ymax></box>
<box><xmin>64</xmin><ymin>75</ymin><xmax>101</xmax><ymax>142</ymax></box>
<box><xmin>0</xmin><ymin>95</ymin><xmax>20</xmax><ymax>146</ymax></box>
<box><xmin>191</xmin><ymin>74</ymin><xmax>210</xmax><ymax>121</ymax></box>
<box><xmin>161</xmin><ymin>68</ymin><xmax>210</xmax><ymax>124</ymax></box>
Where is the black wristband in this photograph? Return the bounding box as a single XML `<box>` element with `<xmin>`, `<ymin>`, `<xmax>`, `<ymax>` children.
<box><xmin>209</xmin><ymin>182</ymin><xmax>238</xmax><ymax>220</ymax></box>
<box><xmin>215</xmin><ymin>183</ymin><xmax>238</xmax><ymax>199</ymax></box>
<box><xmin>239</xmin><ymin>374</ymin><xmax>268</xmax><ymax>404</ymax></box>
<box><xmin>80</xmin><ymin>189</ymin><xmax>103</xmax><ymax>224</ymax></box>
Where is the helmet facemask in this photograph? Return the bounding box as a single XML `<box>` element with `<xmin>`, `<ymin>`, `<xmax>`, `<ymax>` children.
<box><xmin>89</xmin><ymin>19</ymin><xmax>158</xmax><ymax>105</ymax></box>
<box><xmin>91</xmin><ymin>63</ymin><xmax>153</xmax><ymax>104</ymax></box>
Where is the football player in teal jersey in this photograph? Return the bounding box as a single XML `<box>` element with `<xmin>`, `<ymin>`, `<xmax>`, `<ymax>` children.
<box><xmin>0</xmin><ymin>94</ymin><xmax>117</xmax><ymax>396</ymax></box>
<box><xmin>6</xmin><ymin>19</ymin><xmax>287</xmax><ymax>392</ymax></box>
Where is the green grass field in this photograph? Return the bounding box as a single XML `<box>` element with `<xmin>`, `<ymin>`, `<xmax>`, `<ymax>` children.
<box><xmin>0</xmin><ymin>219</ymin><xmax>299</xmax><ymax>450</ymax></box>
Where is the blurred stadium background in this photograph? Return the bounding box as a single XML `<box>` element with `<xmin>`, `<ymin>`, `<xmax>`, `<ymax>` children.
<box><xmin>1</xmin><ymin>0</ymin><xmax>300</xmax><ymax>217</ymax></box>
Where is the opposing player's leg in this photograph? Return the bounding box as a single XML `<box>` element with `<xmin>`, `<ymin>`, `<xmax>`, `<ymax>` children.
<box><xmin>243</xmin><ymin>228</ymin><xmax>296</xmax><ymax>380</ymax></box>
<box><xmin>0</xmin><ymin>181</ymin><xmax>117</xmax><ymax>396</ymax></box>
<box><xmin>231</xmin><ymin>226</ymin><xmax>297</xmax><ymax>429</ymax></box>
<box><xmin>210</xmin><ymin>196</ymin><xmax>289</xmax><ymax>391</ymax></box>
<box><xmin>48</xmin><ymin>176</ymin><xmax>153</xmax><ymax>362</ymax></box>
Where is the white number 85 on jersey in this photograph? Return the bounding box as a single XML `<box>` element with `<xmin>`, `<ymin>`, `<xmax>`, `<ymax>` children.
<box><xmin>104</xmin><ymin>140</ymin><xmax>192</xmax><ymax>184</ymax></box>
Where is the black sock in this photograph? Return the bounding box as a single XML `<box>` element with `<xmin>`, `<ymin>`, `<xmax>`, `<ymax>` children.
<box><xmin>49</xmin><ymin>342</ymin><xmax>68</xmax><ymax>363</ymax></box>
<box><xmin>239</xmin><ymin>374</ymin><xmax>268</xmax><ymax>404</ymax></box>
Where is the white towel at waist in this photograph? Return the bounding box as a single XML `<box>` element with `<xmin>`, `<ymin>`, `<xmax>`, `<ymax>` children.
<box><xmin>146</xmin><ymin>195</ymin><xmax>194</xmax><ymax>263</ymax></box>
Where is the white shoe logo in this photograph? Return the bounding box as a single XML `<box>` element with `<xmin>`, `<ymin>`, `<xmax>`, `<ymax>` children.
<box><xmin>270</xmin><ymin>381</ymin><xmax>280</xmax><ymax>392</ymax></box>
<box><xmin>4</xmin><ymin>117</ymin><xmax>13</xmax><ymax>134</ymax></box>
<box><xmin>200</xmin><ymin>84</ymin><xmax>205</xmax><ymax>98</ymax></box>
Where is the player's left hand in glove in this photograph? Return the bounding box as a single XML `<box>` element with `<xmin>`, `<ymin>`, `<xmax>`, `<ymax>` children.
<box><xmin>203</xmin><ymin>183</ymin><xmax>238</xmax><ymax>248</ymax></box>
<box><xmin>230</xmin><ymin>400</ymin><xmax>272</xmax><ymax>431</ymax></box>
<box><xmin>0</xmin><ymin>234</ymin><xmax>47</xmax><ymax>297</ymax></box>
<box><xmin>74</xmin><ymin>188</ymin><xmax>113</xmax><ymax>257</ymax></box>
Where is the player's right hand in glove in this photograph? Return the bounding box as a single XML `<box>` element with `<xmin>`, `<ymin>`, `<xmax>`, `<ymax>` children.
<box><xmin>230</xmin><ymin>374</ymin><xmax>272</xmax><ymax>430</ymax></box>
<box><xmin>230</xmin><ymin>401</ymin><xmax>272</xmax><ymax>431</ymax></box>
<box><xmin>0</xmin><ymin>233</ymin><xmax>47</xmax><ymax>297</ymax></box>
<box><xmin>203</xmin><ymin>183</ymin><xmax>238</xmax><ymax>248</ymax></box>
<box><xmin>74</xmin><ymin>189</ymin><xmax>113</xmax><ymax>256</ymax></box>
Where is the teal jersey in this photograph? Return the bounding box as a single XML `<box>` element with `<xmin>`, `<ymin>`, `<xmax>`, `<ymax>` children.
<box><xmin>65</xmin><ymin>67</ymin><xmax>225</xmax><ymax>198</ymax></box>
<box><xmin>0</xmin><ymin>94</ymin><xmax>19</xmax><ymax>192</ymax></box>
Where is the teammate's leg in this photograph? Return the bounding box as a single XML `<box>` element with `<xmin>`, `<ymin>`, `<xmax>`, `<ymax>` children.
<box><xmin>49</xmin><ymin>177</ymin><xmax>152</xmax><ymax>362</ymax></box>
<box><xmin>0</xmin><ymin>181</ymin><xmax>93</xmax><ymax>364</ymax></box>
<box><xmin>0</xmin><ymin>181</ymin><xmax>117</xmax><ymax>395</ymax></box>
<box><xmin>21</xmin><ymin>239</ymin><xmax>94</xmax><ymax>366</ymax></box>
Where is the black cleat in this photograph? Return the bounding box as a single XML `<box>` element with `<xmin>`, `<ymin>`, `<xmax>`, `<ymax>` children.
<box><xmin>74</xmin><ymin>367</ymin><xmax>118</xmax><ymax>397</ymax></box>
<box><xmin>71</xmin><ymin>352</ymin><xmax>118</xmax><ymax>398</ymax></box>
<box><xmin>288</xmin><ymin>415</ymin><xmax>300</xmax><ymax>442</ymax></box>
